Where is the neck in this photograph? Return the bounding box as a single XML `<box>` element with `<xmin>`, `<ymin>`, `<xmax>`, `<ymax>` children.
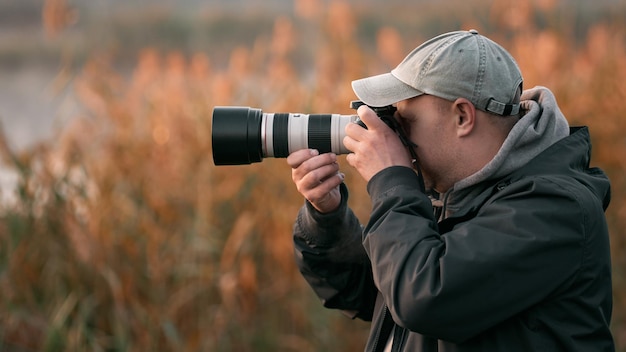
<box><xmin>445</xmin><ymin>117</ymin><xmax>513</xmax><ymax>192</ymax></box>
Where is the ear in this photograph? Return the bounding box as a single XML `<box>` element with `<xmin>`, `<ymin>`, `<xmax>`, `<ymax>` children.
<box><xmin>453</xmin><ymin>98</ymin><xmax>476</xmax><ymax>137</ymax></box>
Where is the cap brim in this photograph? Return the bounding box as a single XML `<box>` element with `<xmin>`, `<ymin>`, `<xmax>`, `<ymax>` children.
<box><xmin>351</xmin><ymin>72</ymin><xmax>423</xmax><ymax>107</ymax></box>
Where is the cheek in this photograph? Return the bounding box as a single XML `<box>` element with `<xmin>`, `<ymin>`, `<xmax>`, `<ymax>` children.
<box><xmin>409</xmin><ymin>123</ymin><xmax>435</xmax><ymax>147</ymax></box>
<box><xmin>411</xmin><ymin>124</ymin><xmax>445</xmax><ymax>166</ymax></box>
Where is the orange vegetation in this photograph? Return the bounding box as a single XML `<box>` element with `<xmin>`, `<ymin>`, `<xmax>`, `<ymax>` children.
<box><xmin>1</xmin><ymin>0</ymin><xmax>624</xmax><ymax>351</ymax></box>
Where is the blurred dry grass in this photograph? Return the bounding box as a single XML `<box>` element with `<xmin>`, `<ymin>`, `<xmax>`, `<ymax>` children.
<box><xmin>0</xmin><ymin>0</ymin><xmax>624</xmax><ymax>351</ymax></box>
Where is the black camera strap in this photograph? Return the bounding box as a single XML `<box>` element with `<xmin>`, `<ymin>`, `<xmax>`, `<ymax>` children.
<box><xmin>383</xmin><ymin>116</ymin><xmax>426</xmax><ymax>194</ymax></box>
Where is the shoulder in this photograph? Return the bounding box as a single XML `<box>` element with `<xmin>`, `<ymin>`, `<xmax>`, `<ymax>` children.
<box><xmin>490</xmin><ymin>174</ymin><xmax>608</xmax><ymax>246</ymax></box>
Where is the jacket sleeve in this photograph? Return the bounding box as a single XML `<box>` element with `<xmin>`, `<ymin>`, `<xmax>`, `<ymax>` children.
<box><xmin>363</xmin><ymin>166</ymin><xmax>596</xmax><ymax>343</ymax></box>
<box><xmin>293</xmin><ymin>183</ymin><xmax>378</xmax><ymax>321</ymax></box>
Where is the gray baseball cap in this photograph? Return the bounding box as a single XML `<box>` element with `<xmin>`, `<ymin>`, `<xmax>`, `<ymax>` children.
<box><xmin>351</xmin><ymin>30</ymin><xmax>523</xmax><ymax>116</ymax></box>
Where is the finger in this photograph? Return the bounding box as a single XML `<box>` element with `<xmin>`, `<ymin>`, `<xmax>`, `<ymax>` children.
<box><xmin>299</xmin><ymin>162</ymin><xmax>341</xmax><ymax>190</ymax></box>
<box><xmin>300</xmin><ymin>171</ymin><xmax>344</xmax><ymax>204</ymax></box>
<box><xmin>287</xmin><ymin>149</ymin><xmax>319</xmax><ymax>168</ymax></box>
<box><xmin>357</xmin><ymin>105</ymin><xmax>387</xmax><ymax>131</ymax></box>
<box><xmin>345</xmin><ymin>121</ymin><xmax>367</xmax><ymax>143</ymax></box>
<box><xmin>345</xmin><ymin>152</ymin><xmax>357</xmax><ymax>169</ymax></box>
<box><xmin>293</xmin><ymin>152</ymin><xmax>338</xmax><ymax>178</ymax></box>
<box><xmin>294</xmin><ymin>157</ymin><xmax>339</xmax><ymax>189</ymax></box>
<box><xmin>343</xmin><ymin>134</ymin><xmax>357</xmax><ymax>153</ymax></box>
<box><xmin>304</xmin><ymin>181</ymin><xmax>342</xmax><ymax>213</ymax></box>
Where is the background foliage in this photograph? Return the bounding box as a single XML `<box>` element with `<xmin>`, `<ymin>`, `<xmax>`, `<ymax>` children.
<box><xmin>0</xmin><ymin>0</ymin><xmax>625</xmax><ymax>351</ymax></box>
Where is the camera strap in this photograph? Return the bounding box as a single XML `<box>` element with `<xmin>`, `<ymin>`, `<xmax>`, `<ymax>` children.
<box><xmin>384</xmin><ymin>117</ymin><xmax>426</xmax><ymax>194</ymax></box>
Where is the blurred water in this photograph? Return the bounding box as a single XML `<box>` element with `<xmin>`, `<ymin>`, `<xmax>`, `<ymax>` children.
<box><xmin>0</xmin><ymin>65</ymin><xmax>66</xmax><ymax>150</ymax></box>
<box><xmin>0</xmin><ymin>63</ymin><xmax>78</xmax><ymax>204</ymax></box>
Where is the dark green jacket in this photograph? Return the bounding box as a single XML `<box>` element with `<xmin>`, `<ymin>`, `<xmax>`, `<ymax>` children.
<box><xmin>293</xmin><ymin>127</ymin><xmax>614</xmax><ymax>351</ymax></box>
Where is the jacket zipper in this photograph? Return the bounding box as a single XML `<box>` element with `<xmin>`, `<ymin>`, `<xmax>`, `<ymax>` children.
<box><xmin>372</xmin><ymin>306</ymin><xmax>395</xmax><ymax>352</ymax></box>
<box><xmin>391</xmin><ymin>324</ymin><xmax>407</xmax><ymax>351</ymax></box>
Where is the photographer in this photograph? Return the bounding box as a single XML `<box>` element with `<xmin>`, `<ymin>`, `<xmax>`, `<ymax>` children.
<box><xmin>287</xmin><ymin>30</ymin><xmax>614</xmax><ymax>351</ymax></box>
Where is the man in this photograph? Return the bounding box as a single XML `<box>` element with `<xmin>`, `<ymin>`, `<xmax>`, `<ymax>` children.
<box><xmin>287</xmin><ymin>30</ymin><xmax>614</xmax><ymax>351</ymax></box>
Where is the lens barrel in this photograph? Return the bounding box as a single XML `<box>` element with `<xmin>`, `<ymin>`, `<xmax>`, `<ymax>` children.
<box><xmin>212</xmin><ymin>106</ymin><xmax>357</xmax><ymax>165</ymax></box>
<box><xmin>212</xmin><ymin>107</ymin><xmax>263</xmax><ymax>165</ymax></box>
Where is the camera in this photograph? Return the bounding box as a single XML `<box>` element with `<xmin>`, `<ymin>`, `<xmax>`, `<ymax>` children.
<box><xmin>211</xmin><ymin>101</ymin><xmax>397</xmax><ymax>165</ymax></box>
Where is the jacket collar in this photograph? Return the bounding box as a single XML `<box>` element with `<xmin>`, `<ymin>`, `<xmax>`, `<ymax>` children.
<box><xmin>438</xmin><ymin>126</ymin><xmax>610</xmax><ymax>226</ymax></box>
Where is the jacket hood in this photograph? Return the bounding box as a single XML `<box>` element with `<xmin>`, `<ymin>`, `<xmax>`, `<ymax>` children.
<box><xmin>523</xmin><ymin>125</ymin><xmax>611</xmax><ymax>210</ymax></box>
<box><xmin>442</xmin><ymin>86</ymin><xmax>572</xmax><ymax>217</ymax></box>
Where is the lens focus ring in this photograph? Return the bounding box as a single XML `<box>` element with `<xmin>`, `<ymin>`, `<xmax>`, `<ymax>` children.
<box><xmin>307</xmin><ymin>114</ymin><xmax>332</xmax><ymax>154</ymax></box>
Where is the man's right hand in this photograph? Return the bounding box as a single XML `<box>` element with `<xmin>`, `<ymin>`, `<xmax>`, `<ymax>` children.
<box><xmin>287</xmin><ymin>149</ymin><xmax>344</xmax><ymax>213</ymax></box>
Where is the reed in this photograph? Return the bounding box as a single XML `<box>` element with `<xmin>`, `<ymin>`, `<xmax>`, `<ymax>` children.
<box><xmin>0</xmin><ymin>0</ymin><xmax>624</xmax><ymax>350</ymax></box>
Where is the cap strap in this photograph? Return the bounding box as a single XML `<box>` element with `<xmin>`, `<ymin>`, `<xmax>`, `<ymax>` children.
<box><xmin>485</xmin><ymin>98</ymin><xmax>520</xmax><ymax>116</ymax></box>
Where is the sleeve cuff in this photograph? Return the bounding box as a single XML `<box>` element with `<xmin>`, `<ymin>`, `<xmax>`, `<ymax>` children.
<box><xmin>367</xmin><ymin>166</ymin><xmax>422</xmax><ymax>201</ymax></box>
<box><xmin>296</xmin><ymin>183</ymin><xmax>353</xmax><ymax>247</ymax></box>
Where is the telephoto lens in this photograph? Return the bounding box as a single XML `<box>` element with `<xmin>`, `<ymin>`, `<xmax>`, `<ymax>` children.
<box><xmin>211</xmin><ymin>106</ymin><xmax>359</xmax><ymax>165</ymax></box>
